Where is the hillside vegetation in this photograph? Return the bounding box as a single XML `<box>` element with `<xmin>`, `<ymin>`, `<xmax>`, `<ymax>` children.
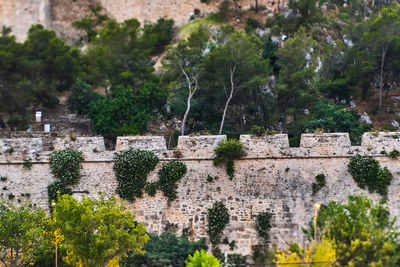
<box><xmin>0</xmin><ymin>1</ymin><xmax>399</xmax><ymax>146</ymax></box>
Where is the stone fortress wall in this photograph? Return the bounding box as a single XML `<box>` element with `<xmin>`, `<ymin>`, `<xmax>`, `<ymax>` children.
<box><xmin>0</xmin><ymin>0</ymin><xmax>288</xmax><ymax>42</ymax></box>
<box><xmin>1</xmin><ymin>132</ymin><xmax>400</xmax><ymax>255</ymax></box>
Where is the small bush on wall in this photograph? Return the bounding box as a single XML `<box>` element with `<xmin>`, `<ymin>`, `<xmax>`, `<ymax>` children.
<box><xmin>348</xmin><ymin>155</ymin><xmax>392</xmax><ymax>198</ymax></box>
<box><xmin>207</xmin><ymin>201</ymin><xmax>230</xmax><ymax>245</ymax></box>
<box><xmin>158</xmin><ymin>160</ymin><xmax>187</xmax><ymax>201</ymax></box>
<box><xmin>114</xmin><ymin>148</ymin><xmax>159</xmax><ymax>201</ymax></box>
<box><xmin>255</xmin><ymin>212</ymin><xmax>272</xmax><ymax>242</ymax></box>
<box><xmin>49</xmin><ymin>149</ymin><xmax>84</xmax><ymax>185</ymax></box>
<box><xmin>48</xmin><ymin>149</ymin><xmax>83</xmax><ymax>205</ymax></box>
<box><xmin>312</xmin><ymin>174</ymin><xmax>326</xmax><ymax>196</ymax></box>
<box><xmin>213</xmin><ymin>139</ymin><xmax>246</xmax><ymax>180</ymax></box>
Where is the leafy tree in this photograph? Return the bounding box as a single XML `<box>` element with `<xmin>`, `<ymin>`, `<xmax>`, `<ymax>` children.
<box><xmin>162</xmin><ymin>28</ymin><xmax>209</xmax><ymax>135</ymax></box>
<box><xmin>201</xmin><ymin>32</ymin><xmax>271</xmax><ymax>134</ymax></box>
<box><xmin>54</xmin><ymin>194</ymin><xmax>149</xmax><ymax>267</ymax></box>
<box><xmin>0</xmin><ymin>203</ymin><xmax>47</xmax><ymax>267</ymax></box>
<box><xmin>276</xmin><ymin>27</ymin><xmax>319</xmax><ymax>121</ymax></box>
<box><xmin>67</xmin><ymin>81</ymin><xmax>100</xmax><ymax>116</ymax></box>
<box><xmin>0</xmin><ymin>25</ymin><xmax>80</xmax><ymax>129</ymax></box>
<box><xmin>88</xmin><ymin>82</ymin><xmax>166</xmax><ymax>137</ymax></box>
<box><xmin>120</xmin><ymin>232</ymin><xmax>208</xmax><ymax>267</ymax></box>
<box><xmin>304</xmin><ymin>195</ymin><xmax>400</xmax><ymax>266</ymax></box>
<box><xmin>358</xmin><ymin>3</ymin><xmax>400</xmax><ymax>110</ymax></box>
<box><xmin>275</xmin><ymin>239</ymin><xmax>336</xmax><ymax>266</ymax></box>
<box><xmin>289</xmin><ymin>0</ymin><xmax>322</xmax><ymax>27</ymax></box>
<box><xmin>185</xmin><ymin>249</ymin><xmax>220</xmax><ymax>267</ymax></box>
<box><xmin>72</xmin><ymin>4</ymin><xmax>109</xmax><ymax>42</ymax></box>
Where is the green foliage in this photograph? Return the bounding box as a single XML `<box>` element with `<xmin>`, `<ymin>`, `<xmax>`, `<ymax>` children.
<box><xmin>227</xmin><ymin>253</ymin><xmax>248</xmax><ymax>265</ymax></box>
<box><xmin>245</xmin><ymin>17</ymin><xmax>261</xmax><ymax>33</ymax></box>
<box><xmin>49</xmin><ymin>149</ymin><xmax>84</xmax><ymax>185</ymax></box>
<box><xmin>144</xmin><ymin>182</ymin><xmax>158</xmax><ymax>197</ymax></box>
<box><xmin>0</xmin><ymin>24</ymin><xmax>80</xmax><ymax>129</ymax></box>
<box><xmin>67</xmin><ymin>81</ymin><xmax>100</xmax><ymax>116</ymax></box>
<box><xmin>47</xmin><ymin>181</ymin><xmax>72</xmax><ymax>205</ymax></box>
<box><xmin>88</xmin><ymin>82</ymin><xmax>166</xmax><ymax>137</ymax></box>
<box><xmin>288</xmin><ymin>102</ymin><xmax>370</xmax><ymax>146</ymax></box>
<box><xmin>388</xmin><ymin>149</ymin><xmax>400</xmax><ymax>159</ymax></box>
<box><xmin>0</xmin><ymin>203</ymin><xmax>47</xmax><ymax>266</ymax></box>
<box><xmin>120</xmin><ymin>232</ymin><xmax>208</xmax><ymax>267</ymax></box>
<box><xmin>276</xmin><ymin>27</ymin><xmax>318</xmax><ymax>117</ymax></box>
<box><xmin>185</xmin><ymin>249</ymin><xmax>220</xmax><ymax>267</ymax></box>
<box><xmin>23</xmin><ymin>159</ymin><xmax>33</xmax><ymax>170</ymax></box>
<box><xmin>348</xmin><ymin>155</ymin><xmax>393</xmax><ymax>197</ymax></box>
<box><xmin>312</xmin><ymin>174</ymin><xmax>326</xmax><ymax>196</ymax></box>
<box><xmin>207</xmin><ymin>201</ymin><xmax>230</xmax><ymax>245</ymax></box>
<box><xmin>113</xmin><ymin>148</ymin><xmax>159</xmax><ymax>200</ymax></box>
<box><xmin>54</xmin><ymin>194</ymin><xmax>149</xmax><ymax>267</ymax></box>
<box><xmin>213</xmin><ymin>139</ymin><xmax>246</xmax><ymax>180</ymax></box>
<box><xmin>72</xmin><ymin>4</ymin><xmax>109</xmax><ymax>42</ymax></box>
<box><xmin>250</xmin><ymin>125</ymin><xmax>266</xmax><ymax>136</ymax></box>
<box><xmin>305</xmin><ymin>195</ymin><xmax>400</xmax><ymax>266</ymax></box>
<box><xmin>158</xmin><ymin>160</ymin><xmax>187</xmax><ymax>201</ymax></box>
<box><xmin>255</xmin><ymin>212</ymin><xmax>272</xmax><ymax>242</ymax></box>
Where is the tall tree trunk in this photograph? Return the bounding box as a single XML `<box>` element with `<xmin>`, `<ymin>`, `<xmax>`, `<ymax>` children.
<box><xmin>234</xmin><ymin>0</ymin><xmax>240</xmax><ymax>18</ymax></box>
<box><xmin>219</xmin><ymin>66</ymin><xmax>237</xmax><ymax>135</ymax></box>
<box><xmin>378</xmin><ymin>45</ymin><xmax>388</xmax><ymax>110</ymax></box>
<box><xmin>181</xmin><ymin>92</ymin><xmax>194</xmax><ymax>136</ymax></box>
<box><xmin>255</xmin><ymin>0</ymin><xmax>258</xmax><ymax>13</ymax></box>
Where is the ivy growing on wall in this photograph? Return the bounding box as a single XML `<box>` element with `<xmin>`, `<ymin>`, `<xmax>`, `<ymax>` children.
<box><xmin>213</xmin><ymin>139</ymin><xmax>246</xmax><ymax>180</ymax></box>
<box><xmin>348</xmin><ymin>154</ymin><xmax>393</xmax><ymax>198</ymax></box>
<box><xmin>207</xmin><ymin>201</ymin><xmax>230</xmax><ymax>245</ymax></box>
<box><xmin>312</xmin><ymin>174</ymin><xmax>326</xmax><ymax>196</ymax></box>
<box><xmin>255</xmin><ymin>212</ymin><xmax>272</xmax><ymax>243</ymax></box>
<box><xmin>158</xmin><ymin>160</ymin><xmax>187</xmax><ymax>201</ymax></box>
<box><xmin>114</xmin><ymin>148</ymin><xmax>159</xmax><ymax>200</ymax></box>
<box><xmin>49</xmin><ymin>149</ymin><xmax>84</xmax><ymax>185</ymax></box>
<box><xmin>48</xmin><ymin>149</ymin><xmax>84</xmax><ymax>205</ymax></box>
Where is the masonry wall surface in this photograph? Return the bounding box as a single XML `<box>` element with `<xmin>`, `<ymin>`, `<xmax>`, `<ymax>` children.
<box><xmin>0</xmin><ymin>132</ymin><xmax>400</xmax><ymax>256</ymax></box>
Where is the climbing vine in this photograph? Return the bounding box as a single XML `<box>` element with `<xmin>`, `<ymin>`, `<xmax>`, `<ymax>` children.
<box><xmin>113</xmin><ymin>148</ymin><xmax>159</xmax><ymax>200</ymax></box>
<box><xmin>348</xmin><ymin>154</ymin><xmax>392</xmax><ymax>198</ymax></box>
<box><xmin>213</xmin><ymin>139</ymin><xmax>246</xmax><ymax>180</ymax></box>
<box><xmin>207</xmin><ymin>201</ymin><xmax>230</xmax><ymax>245</ymax></box>
<box><xmin>48</xmin><ymin>149</ymin><xmax>84</xmax><ymax>205</ymax></box>
<box><xmin>158</xmin><ymin>160</ymin><xmax>187</xmax><ymax>201</ymax></box>
<box><xmin>255</xmin><ymin>212</ymin><xmax>272</xmax><ymax>242</ymax></box>
<box><xmin>49</xmin><ymin>149</ymin><xmax>84</xmax><ymax>185</ymax></box>
<box><xmin>312</xmin><ymin>174</ymin><xmax>326</xmax><ymax>196</ymax></box>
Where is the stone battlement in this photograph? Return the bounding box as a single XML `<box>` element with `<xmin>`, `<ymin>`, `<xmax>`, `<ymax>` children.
<box><xmin>0</xmin><ymin>133</ymin><xmax>398</xmax><ymax>163</ymax></box>
<box><xmin>1</xmin><ymin>132</ymin><xmax>400</xmax><ymax>256</ymax></box>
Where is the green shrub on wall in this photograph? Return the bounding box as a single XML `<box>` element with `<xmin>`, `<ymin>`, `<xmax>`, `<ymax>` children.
<box><xmin>312</xmin><ymin>174</ymin><xmax>326</xmax><ymax>196</ymax></box>
<box><xmin>114</xmin><ymin>148</ymin><xmax>159</xmax><ymax>200</ymax></box>
<box><xmin>48</xmin><ymin>149</ymin><xmax>83</xmax><ymax>205</ymax></box>
<box><xmin>348</xmin><ymin>155</ymin><xmax>393</xmax><ymax>198</ymax></box>
<box><xmin>158</xmin><ymin>160</ymin><xmax>187</xmax><ymax>201</ymax></box>
<box><xmin>213</xmin><ymin>139</ymin><xmax>246</xmax><ymax>180</ymax></box>
<box><xmin>255</xmin><ymin>212</ymin><xmax>272</xmax><ymax>242</ymax></box>
<box><xmin>49</xmin><ymin>149</ymin><xmax>84</xmax><ymax>185</ymax></box>
<box><xmin>207</xmin><ymin>201</ymin><xmax>230</xmax><ymax>245</ymax></box>
<box><xmin>47</xmin><ymin>181</ymin><xmax>72</xmax><ymax>205</ymax></box>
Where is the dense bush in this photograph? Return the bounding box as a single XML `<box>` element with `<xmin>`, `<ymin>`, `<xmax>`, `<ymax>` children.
<box><xmin>207</xmin><ymin>201</ymin><xmax>230</xmax><ymax>245</ymax></box>
<box><xmin>120</xmin><ymin>232</ymin><xmax>207</xmax><ymax>267</ymax></box>
<box><xmin>158</xmin><ymin>160</ymin><xmax>187</xmax><ymax>201</ymax></box>
<box><xmin>47</xmin><ymin>181</ymin><xmax>72</xmax><ymax>205</ymax></box>
<box><xmin>185</xmin><ymin>250</ymin><xmax>220</xmax><ymax>267</ymax></box>
<box><xmin>312</xmin><ymin>174</ymin><xmax>326</xmax><ymax>196</ymax></box>
<box><xmin>67</xmin><ymin>81</ymin><xmax>100</xmax><ymax>116</ymax></box>
<box><xmin>114</xmin><ymin>149</ymin><xmax>159</xmax><ymax>200</ymax></box>
<box><xmin>213</xmin><ymin>139</ymin><xmax>246</xmax><ymax>180</ymax></box>
<box><xmin>255</xmin><ymin>212</ymin><xmax>272</xmax><ymax>242</ymax></box>
<box><xmin>348</xmin><ymin>155</ymin><xmax>393</xmax><ymax>197</ymax></box>
<box><xmin>49</xmin><ymin>149</ymin><xmax>84</xmax><ymax>185</ymax></box>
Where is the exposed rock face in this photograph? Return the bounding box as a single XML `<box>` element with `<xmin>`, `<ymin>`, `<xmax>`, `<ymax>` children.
<box><xmin>1</xmin><ymin>132</ymin><xmax>400</xmax><ymax>256</ymax></box>
<box><xmin>0</xmin><ymin>0</ymin><xmax>288</xmax><ymax>42</ymax></box>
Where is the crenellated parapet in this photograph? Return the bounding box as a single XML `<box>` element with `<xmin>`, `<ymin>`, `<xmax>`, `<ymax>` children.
<box><xmin>1</xmin><ymin>132</ymin><xmax>400</xmax><ymax>163</ymax></box>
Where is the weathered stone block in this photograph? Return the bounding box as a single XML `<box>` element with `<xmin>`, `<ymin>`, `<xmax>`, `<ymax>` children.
<box><xmin>116</xmin><ymin>136</ymin><xmax>167</xmax><ymax>153</ymax></box>
<box><xmin>176</xmin><ymin>135</ymin><xmax>226</xmax><ymax>158</ymax></box>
